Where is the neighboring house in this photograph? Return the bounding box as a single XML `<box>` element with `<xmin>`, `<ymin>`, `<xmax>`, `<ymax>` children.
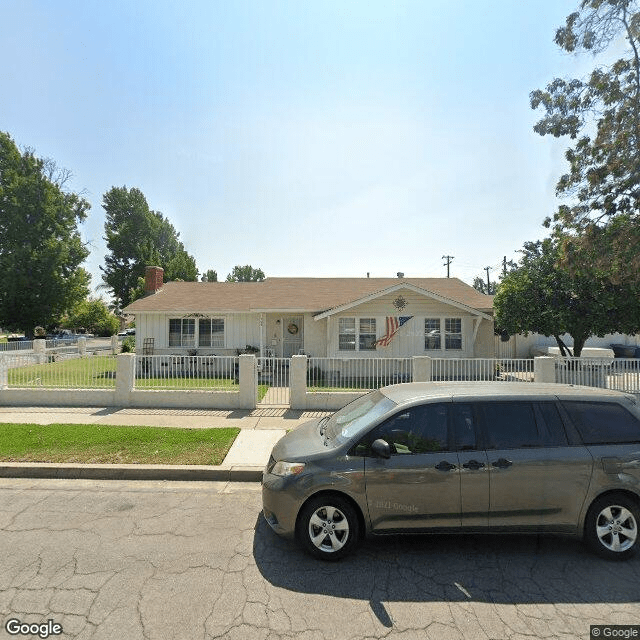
<box><xmin>123</xmin><ymin>267</ymin><xmax>495</xmax><ymax>359</ymax></box>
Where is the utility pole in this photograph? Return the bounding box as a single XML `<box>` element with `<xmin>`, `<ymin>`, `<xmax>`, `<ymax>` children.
<box><xmin>484</xmin><ymin>266</ymin><xmax>491</xmax><ymax>293</ymax></box>
<box><xmin>442</xmin><ymin>255</ymin><xmax>454</xmax><ymax>278</ymax></box>
<box><xmin>503</xmin><ymin>256</ymin><xmax>508</xmax><ymax>278</ymax></box>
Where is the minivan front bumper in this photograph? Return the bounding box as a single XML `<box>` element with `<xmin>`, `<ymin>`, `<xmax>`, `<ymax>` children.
<box><xmin>261</xmin><ymin>473</ymin><xmax>302</xmax><ymax>538</ymax></box>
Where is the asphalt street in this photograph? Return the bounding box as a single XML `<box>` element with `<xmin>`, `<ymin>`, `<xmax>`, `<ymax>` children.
<box><xmin>1</xmin><ymin>478</ymin><xmax>640</xmax><ymax>639</ymax></box>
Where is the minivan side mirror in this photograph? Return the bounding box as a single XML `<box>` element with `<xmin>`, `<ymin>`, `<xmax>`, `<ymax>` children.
<box><xmin>371</xmin><ymin>439</ymin><xmax>391</xmax><ymax>459</ymax></box>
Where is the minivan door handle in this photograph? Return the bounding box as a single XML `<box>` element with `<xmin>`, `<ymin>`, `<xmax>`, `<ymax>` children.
<box><xmin>491</xmin><ymin>458</ymin><xmax>512</xmax><ymax>469</ymax></box>
<box><xmin>462</xmin><ymin>459</ymin><xmax>485</xmax><ymax>470</ymax></box>
<box><xmin>435</xmin><ymin>460</ymin><xmax>456</xmax><ymax>472</ymax></box>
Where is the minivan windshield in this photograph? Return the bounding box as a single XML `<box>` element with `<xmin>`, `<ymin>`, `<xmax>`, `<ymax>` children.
<box><xmin>324</xmin><ymin>390</ymin><xmax>397</xmax><ymax>446</ymax></box>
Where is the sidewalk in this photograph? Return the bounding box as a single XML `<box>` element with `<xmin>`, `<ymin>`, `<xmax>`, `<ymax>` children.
<box><xmin>0</xmin><ymin>406</ymin><xmax>332</xmax><ymax>482</ymax></box>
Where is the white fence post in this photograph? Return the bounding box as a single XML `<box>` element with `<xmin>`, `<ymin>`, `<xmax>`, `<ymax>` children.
<box><xmin>290</xmin><ymin>355</ymin><xmax>308</xmax><ymax>410</ymax></box>
<box><xmin>111</xmin><ymin>335</ymin><xmax>119</xmax><ymax>354</ymax></box>
<box><xmin>412</xmin><ymin>356</ymin><xmax>432</xmax><ymax>383</ymax></box>
<box><xmin>34</xmin><ymin>338</ymin><xmax>47</xmax><ymax>364</ymax></box>
<box><xmin>78</xmin><ymin>336</ymin><xmax>87</xmax><ymax>356</ymax></box>
<box><xmin>534</xmin><ymin>356</ymin><xmax>556</xmax><ymax>383</ymax></box>
<box><xmin>0</xmin><ymin>355</ymin><xmax>7</xmax><ymax>390</ymax></box>
<box><xmin>115</xmin><ymin>353</ymin><xmax>135</xmax><ymax>406</ymax></box>
<box><xmin>239</xmin><ymin>354</ymin><xmax>257</xmax><ymax>410</ymax></box>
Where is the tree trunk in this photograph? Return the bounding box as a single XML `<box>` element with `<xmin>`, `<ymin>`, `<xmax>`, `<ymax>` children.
<box><xmin>572</xmin><ymin>335</ymin><xmax>588</xmax><ymax>358</ymax></box>
<box><xmin>554</xmin><ymin>335</ymin><xmax>574</xmax><ymax>357</ymax></box>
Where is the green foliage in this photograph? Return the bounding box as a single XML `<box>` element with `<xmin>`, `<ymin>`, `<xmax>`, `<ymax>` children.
<box><xmin>201</xmin><ymin>269</ymin><xmax>218</xmax><ymax>282</ymax></box>
<box><xmin>531</xmin><ymin>1</ymin><xmax>640</xmax><ymax>284</ymax></box>
<box><xmin>121</xmin><ymin>337</ymin><xmax>135</xmax><ymax>353</ymax></box>
<box><xmin>494</xmin><ymin>237</ymin><xmax>640</xmax><ymax>356</ymax></box>
<box><xmin>225</xmin><ymin>265</ymin><xmax>265</xmax><ymax>282</ymax></box>
<box><xmin>65</xmin><ymin>298</ymin><xmax>119</xmax><ymax>336</ymax></box>
<box><xmin>101</xmin><ymin>186</ymin><xmax>198</xmax><ymax>308</ymax></box>
<box><xmin>472</xmin><ymin>276</ymin><xmax>497</xmax><ymax>295</ymax></box>
<box><xmin>0</xmin><ymin>132</ymin><xmax>90</xmax><ymax>336</ymax></box>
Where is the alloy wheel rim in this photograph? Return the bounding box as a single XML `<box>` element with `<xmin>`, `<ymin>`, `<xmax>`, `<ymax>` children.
<box><xmin>308</xmin><ymin>505</ymin><xmax>349</xmax><ymax>553</ymax></box>
<box><xmin>595</xmin><ymin>505</ymin><xmax>638</xmax><ymax>553</ymax></box>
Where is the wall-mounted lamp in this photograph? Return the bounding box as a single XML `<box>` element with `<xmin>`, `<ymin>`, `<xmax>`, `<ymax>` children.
<box><xmin>276</xmin><ymin>319</ymin><xmax>281</xmax><ymax>324</ymax></box>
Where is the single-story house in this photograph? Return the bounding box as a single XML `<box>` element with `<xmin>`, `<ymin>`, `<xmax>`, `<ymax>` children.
<box><xmin>123</xmin><ymin>267</ymin><xmax>495</xmax><ymax>359</ymax></box>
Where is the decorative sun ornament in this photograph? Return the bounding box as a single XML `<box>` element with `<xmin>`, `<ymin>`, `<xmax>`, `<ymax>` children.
<box><xmin>393</xmin><ymin>295</ymin><xmax>408</xmax><ymax>311</ymax></box>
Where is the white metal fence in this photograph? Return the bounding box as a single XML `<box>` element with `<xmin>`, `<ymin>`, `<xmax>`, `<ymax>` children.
<box><xmin>134</xmin><ymin>355</ymin><xmax>239</xmax><ymax>390</ymax></box>
<box><xmin>257</xmin><ymin>357</ymin><xmax>290</xmax><ymax>405</ymax></box>
<box><xmin>4</xmin><ymin>353</ymin><xmax>117</xmax><ymax>388</ymax></box>
<box><xmin>307</xmin><ymin>357</ymin><xmax>413</xmax><ymax>391</ymax></box>
<box><xmin>0</xmin><ymin>340</ymin><xmax>34</xmax><ymax>352</ymax></box>
<box><xmin>556</xmin><ymin>358</ymin><xmax>640</xmax><ymax>394</ymax></box>
<box><xmin>432</xmin><ymin>358</ymin><xmax>535</xmax><ymax>382</ymax></box>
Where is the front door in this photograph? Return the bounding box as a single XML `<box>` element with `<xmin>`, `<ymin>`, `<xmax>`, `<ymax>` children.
<box><xmin>282</xmin><ymin>316</ymin><xmax>303</xmax><ymax>358</ymax></box>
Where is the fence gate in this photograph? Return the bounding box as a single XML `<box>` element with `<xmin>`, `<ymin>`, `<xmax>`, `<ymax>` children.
<box><xmin>257</xmin><ymin>357</ymin><xmax>290</xmax><ymax>407</ymax></box>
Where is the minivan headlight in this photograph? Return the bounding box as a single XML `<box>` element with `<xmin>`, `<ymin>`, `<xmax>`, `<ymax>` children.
<box><xmin>271</xmin><ymin>461</ymin><xmax>306</xmax><ymax>477</ymax></box>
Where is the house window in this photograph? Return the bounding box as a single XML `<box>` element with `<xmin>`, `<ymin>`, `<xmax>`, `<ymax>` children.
<box><xmin>199</xmin><ymin>319</ymin><xmax>224</xmax><ymax>348</ymax></box>
<box><xmin>445</xmin><ymin>318</ymin><xmax>462</xmax><ymax>350</ymax></box>
<box><xmin>424</xmin><ymin>319</ymin><xmax>441</xmax><ymax>350</ymax></box>
<box><xmin>339</xmin><ymin>318</ymin><xmax>377</xmax><ymax>351</ymax></box>
<box><xmin>338</xmin><ymin>318</ymin><xmax>356</xmax><ymax>351</ymax></box>
<box><xmin>424</xmin><ymin>318</ymin><xmax>463</xmax><ymax>350</ymax></box>
<box><xmin>359</xmin><ymin>318</ymin><xmax>377</xmax><ymax>351</ymax></box>
<box><xmin>169</xmin><ymin>319</ymin><xmax>195</xmax><ymax>347</ymax></box>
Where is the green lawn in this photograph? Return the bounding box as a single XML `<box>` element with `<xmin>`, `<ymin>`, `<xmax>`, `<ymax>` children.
<box><xmin>8</xmin><ymin>358</ymin><xmax>270</xmax><ymax>400</ymax></box>
<box><xmin>135</xmin><ymin>377</ymin><xmax>239</xmax><ymax>390</ymax></box>
<box><xmin>8</xmin><ymin>355</ymin><xmax>117</xmax><ymax>388</ymax></box>
<box><xmin>308</xmin><ymin>386</ymin><xmax>368</xmax><ymax>392</ymax></box>
<box><xmin>0</xmin><ymin>423</ymin><xmax>240</xmax><ymax>465</ymax></box>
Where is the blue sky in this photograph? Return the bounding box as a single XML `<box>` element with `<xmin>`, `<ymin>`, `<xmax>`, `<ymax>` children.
<box><xmin>2</xmin><ymin>0</ymin><xmax>591</xmax><ymax>292</ymax></box>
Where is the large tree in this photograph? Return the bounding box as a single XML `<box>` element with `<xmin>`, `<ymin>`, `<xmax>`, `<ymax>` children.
<box><xmin>101</xmin><ymin>186</ymin><xmax>198</xmax><ymax>308</ymax></box>
<box><xmin>201</xmin><ymin>269</ymin><xmax>218</xmax><ymax>282</ymax></box>
<box><xmin>531</xmin><ymin>0</ymin><xmax>640</xmax><ymax>284</ymax></box>
<box><xmin>63</xmin><ymin>298</ymin><xmax>119</xmax><ymax>337</ymax></box>
<box><xmin>494</xmin><ymin>237</ymin><xmax>640</xmax><ymax>356</ymax></box>
<box><xmin>0</xmin><ymin>132</ymin><xmax>90</xmax><ymax>335</ymax></box>
<box><xmin>225</xmin><ymin>265</ymin><xmax>265</xmax><ymax>282</ymax></box>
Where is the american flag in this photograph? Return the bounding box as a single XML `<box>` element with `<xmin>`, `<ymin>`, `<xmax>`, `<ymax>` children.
<box><xmin>375</xmin><ymin>316</ymin><xmax>413</xmax><ymax>347</ymax></box>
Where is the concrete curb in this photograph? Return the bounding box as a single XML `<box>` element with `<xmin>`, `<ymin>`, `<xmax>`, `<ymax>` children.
<box><xmin>0</xmin><ymin>462</ymin><xmax>264</xmax><ymax>482</ymax></box>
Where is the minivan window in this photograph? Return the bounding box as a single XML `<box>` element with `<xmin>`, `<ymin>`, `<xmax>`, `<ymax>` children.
<box><xmin>535</xmin><ymin>402</ymin><xmax>569</xmax><ymax>447</ymax></box>
<box><xmin>364</xmin><ymin>403</ymin><xmax>450</xmax><ymax>455</ymax></box>
<box><xmin>480</xmin><ymin>402</ymin><xmax>539</xmax><ymax>449</ymax></box>
<box><xmin>562</xmin><ymin>401</ymin><xmax>640</xmax><ymax>445</ymax></box>
<box><xmin>324</xmin><ymin>390</ymin><xmax>397</xmax><ymax>445</ymax></box>
<box><xmin>452</xmin><ymin>403</ymin><xmax>477</xmax><ymax>450</ymax></box>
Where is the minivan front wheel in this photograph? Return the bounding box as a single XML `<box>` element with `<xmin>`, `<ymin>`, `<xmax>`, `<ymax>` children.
<box><xmin>585</xmin><ymin>494</ymin><xmax>639</xmax><ymax>560</ymax></box>
<box><xmin>296</xmin><ymin>495</ymin><xmax>360</xmax><ymax>561</ymax></box>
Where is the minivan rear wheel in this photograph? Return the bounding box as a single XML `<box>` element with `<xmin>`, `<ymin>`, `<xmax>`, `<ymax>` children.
<box><xmin>296</xmin><ymin>495</ymin><xmax>360</xmax><ymax>561</ymax></box>
<box><xmin>585</xmin><ymin>494</ymin><xmax>639</xmax><ymax>560</ymax></box>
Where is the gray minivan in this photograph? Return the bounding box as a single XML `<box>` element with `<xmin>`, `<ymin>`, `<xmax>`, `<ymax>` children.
<box><xmin>262</xmin><ymin>383</ymin><xmax>640</xmax><ymax>560</ymax></box>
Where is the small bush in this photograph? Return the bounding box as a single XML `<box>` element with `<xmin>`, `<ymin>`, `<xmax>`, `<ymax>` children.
<box><xmin>121</xmin><ymin>337</ymin><xmax>135</xmax><ymax>353</ymax></box>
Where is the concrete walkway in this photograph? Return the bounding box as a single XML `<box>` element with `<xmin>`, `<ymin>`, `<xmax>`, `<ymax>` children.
<box><xmin>0</xmin><ymin>405</ymin><xmax>332</xmax><ymax>482</ymax></box>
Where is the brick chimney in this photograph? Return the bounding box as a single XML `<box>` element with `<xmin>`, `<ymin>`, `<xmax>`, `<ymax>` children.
<box><xmin>144</xmin><ymin>266</ymin><xmax>164</xmax><ymax>295</ymax></box>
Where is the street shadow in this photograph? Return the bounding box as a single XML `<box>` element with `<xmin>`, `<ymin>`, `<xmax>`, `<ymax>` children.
<box><xmin>253</xmin><ymin>513</ymin><xmax>640</xmax><ymax>614</ymax></box>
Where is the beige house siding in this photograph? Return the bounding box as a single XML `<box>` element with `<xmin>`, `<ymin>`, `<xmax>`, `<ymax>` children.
<box><xmin>134</xmin><ymin>288</ymin><xmax>494</xmax><ymax>358</ymax></box>
<box><xmin>323</xmin><ymin>293</ymin><xmax>492</xmax><ymax>358</ymax></box>
<box><xmin>137</xmin><ymin>312</ymin><xmax>261</xmax><ymax>355</ymax></box>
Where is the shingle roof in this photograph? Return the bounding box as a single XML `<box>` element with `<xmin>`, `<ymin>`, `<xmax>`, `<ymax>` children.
<box><xmin>123</xmin><ymin>277</ymin><xmax>494</xmax><ymax>315</ymax></box>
